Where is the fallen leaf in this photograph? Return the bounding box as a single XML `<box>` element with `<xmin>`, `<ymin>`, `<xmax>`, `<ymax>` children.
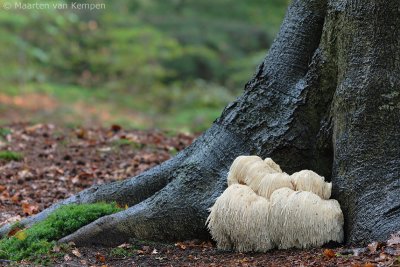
<box><xmin>111</xmin><ymin>124</ymin><xmax>122</xmax><ymax>132</ymax></box>
<box><xmin>18</xmin><ymin>169</ymin><xmax>33</xmax><ymax>179</ymax></box>
<box><xmin>364</xmin><ymin>263</ymin><xmax>375</xmax><ymax>267</ymax></box>
<box><xmin>72</xmin><ymin>248</ymin><xmax>82</xmax><ymax>257</ymax></box>
<box><xmin>117</xmin><ymin>243</ymin><xmax>132</xmax><ymax>248</ymax></box>
<box><xmin>175</xmin><ymin>242</ymin><xmax>187</xmax><ymax>250</ymax></box>
<box><xmin>15</xmin><ymin>230</ymin><xmax>27</xmax><ymax>240</ymax></box>
<box><xmin>323</xmin><ymin>249</ymin><xmax>336</xmax><ymax>258</ymax></box>
<box><xmin>64</xmin><ymin>254</ymin><xmax>71</xmax><ymax>261</ymax></box>
<box><xmin>388</xmin><ymin>231</ymin><xmax>400</xmax><ymax>246</ymax></box>
<box><xmin>96</xmin><ymin>253</ymin><xmax>106</xmax><ymax>263</ymax></box>
<box><xmin>21</xmin><ymin>202</ymin><xmax>39</xmax><ymax>215</ymax></box>
<box><xmin>25</xmin><ymin>124</ymin><xmax>44</xmax><ymax>133</ymax></box>
<box><xmin>151</xmin><ymin>249</ymin><xmax>158</xmax><ymax>254</ymax></box>
<box><xmin>7</xmin><ymin>226</ymin><xmax>23</xmax><ymax>237</ymax></box>
<box><xmin>368</xmin><ymin>241</ymin><xmax>379</xmax><ymax>253</ymax></box>
<box><xmin>0</xmin><ymin>191</ymin><xmax>10</xmax><ymax>201</ymax></box>
<box><xmin>98</xmin><ymin>147</ymin><xmax>112</xmax><ymax>152</ymax></box>
<box><xmin>11</xmin><ymin>193</ymin><xmax>20</xmax><ymax>204</ymax></box>
<box><xmin>378</xmin><ymin>252</ymin><xmax>387</xmax><ymax>260</ymax></box>
<box><xmin>0</xmin><ymin>185</ymin><xmax>6</xmax><ymax>192</ymax></box>
<box><xmin>71</xmin><ymin>176</ymin><xmax>80</xmax><ymax>184</ymax></box>
<box><xmin>3</xmin><ymin>215</ymin><xmax>21</xmax><ymax>227</ymax></box>
<box><xmin>239</xmin><ymin>257</ymin><xmax>249</xmax><ymax>263</ymax></box>
<box><xmin>75</xmin><ymin>128</ymin><xmax>87</xmax><ymax>139</ymax></box>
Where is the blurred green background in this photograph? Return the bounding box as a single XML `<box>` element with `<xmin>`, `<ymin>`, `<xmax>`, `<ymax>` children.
<box><xmin>0</xmin><ymin>0</ymin><xmax>288</xmax><ymax>133</ymax></box>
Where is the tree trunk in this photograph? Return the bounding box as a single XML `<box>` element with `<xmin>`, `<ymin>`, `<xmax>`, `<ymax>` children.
<box><xmin>1</xmin><ymin>0</ymin><xmax>399</xmax><ymax>246</ymax></box>
<box><xmin>328</xmin><ymin>0</ymin><xmax>400</xmax><ymax>243</ymax></box>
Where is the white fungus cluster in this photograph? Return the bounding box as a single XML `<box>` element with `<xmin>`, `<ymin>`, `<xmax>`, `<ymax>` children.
<box><xmin>207</xmin><ymin>156</ymin><xmax>344</xmax><ymax>252</ymax></box>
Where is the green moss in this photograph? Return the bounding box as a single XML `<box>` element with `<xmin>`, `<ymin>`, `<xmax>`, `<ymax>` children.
<box><xmin>109</xmin><ymin>247</ymin><xmax>134</xmax><ymax>258</ymax></box>
<box><xmin>0</xmin><ymin>151</ymin><xmax>23</xmax><ymax>161</ymax></box>
<box><xmin>0</xmin><ymin>203</ymin><xmax>122</xmax><ymax>262</ymax></box>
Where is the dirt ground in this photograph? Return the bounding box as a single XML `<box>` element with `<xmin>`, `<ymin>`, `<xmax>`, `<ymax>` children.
<box><xmin>0</xmin><ymin>124</ymin><xmax>399</xmax><ymax>267</ymax></box>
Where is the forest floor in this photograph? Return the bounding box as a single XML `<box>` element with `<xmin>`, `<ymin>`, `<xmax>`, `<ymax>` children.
<box><xmin>0</xmin><ymin>123</ymin><xmax>399</xmax><ymax>267</ymax></box>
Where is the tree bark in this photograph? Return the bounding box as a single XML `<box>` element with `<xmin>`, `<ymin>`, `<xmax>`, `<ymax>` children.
<box><xmin>1</xmin><ymin>0</ymin><xmax>399</xmax><ymax>246</ymax></box>
<box><xmin>328</xmin><ymin>0</ymin><xmax>400</xmax><ymax>244</ymax></box>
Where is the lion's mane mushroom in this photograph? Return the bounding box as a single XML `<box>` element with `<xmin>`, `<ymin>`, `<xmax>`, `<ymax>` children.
<box><xmin>207</xmin><ymin>156</ymin><xmax>344</xmax><ymax>252</ymax></box>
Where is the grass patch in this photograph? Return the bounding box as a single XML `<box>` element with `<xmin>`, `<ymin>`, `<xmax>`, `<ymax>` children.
<box><xmin>0</xmin><ymin>151</ymin><xmax>23</xmax><ymax>161</ymax></box>
<box><xmin>0</xmin><ymin>128</ymin><xmax>11</xmax><ymax>139</ymax></box>
<box><xmin>111</xmin><ymin>139</ymin><xmax>143</xmax><ymax>149</ymax></box>
<box><xmin>0</xmin><ymin>203</ymin><xmax>122</xmax><ymax>262</ymax></box>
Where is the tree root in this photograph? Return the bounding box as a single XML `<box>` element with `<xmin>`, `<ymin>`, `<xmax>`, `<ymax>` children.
<box><xmin>0</xmin><ymin>125</ymin><xmax>249</xmax><ymax>242</ymax></box>
<box><xmin>59</xmin><ymin>183</ymin><xmax>212</xmax><ymax>246</ymax></box>
<box><xmin>0</xmin><ymin>151</ymin><xmax>185</xmax><ymax>237</ymax></box>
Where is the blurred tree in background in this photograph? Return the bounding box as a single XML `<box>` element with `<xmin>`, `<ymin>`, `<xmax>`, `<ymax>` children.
<box><xmin>0</xmin><ymin>0</ymin><xmax>288</xmax><ymax>132</ymax></box>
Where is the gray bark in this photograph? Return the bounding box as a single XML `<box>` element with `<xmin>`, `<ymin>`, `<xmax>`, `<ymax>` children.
<box><xmin>1</xmin><ymin>0</ymin><xmax>399</xmax><ymax>246</ymax></box>
<box><xmin>328</xmin><ymin>0</ymin><xmax>400</xmax><ymax>244</ymax></box>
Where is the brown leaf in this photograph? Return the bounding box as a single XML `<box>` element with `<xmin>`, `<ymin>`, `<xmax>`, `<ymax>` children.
<box><xmin>239</xmin><ymin>257</ymin><xmax>249</xmax><ymax>263</ymax></box>
<box><xmin>364</xmin><ymin>263</ymin><xmax>375</xmax><ymax>267</ymax></box>
<box><xmin>0</xmin><ymin>185</ymin><xmax>6</xmax><ymax>192</ymax></box>
<box><xmin>7</xmin><ymin>226</ymin><xmax>23</xmax><ymax>237</ymax></box>
<box><xmin>95</xmin><ymin>253</ymin><xmax>106</xmax><ymax>263</ymax></box>
<box><xmin>111</xmin><ymin>124</ymin><xmax>122</xmax><ymax>132</ymax></box>
<box><xmin>368</xmin><ymin>241</ymin><xmax>379</xmax><ymax>253</ymax></box>
<box><xmin>25</xmin><ymin>124</ymin><xmax>44</xmax><ymax>133</ymax></box>
<box><xmin>2</xmin><ymin>215</ymin><xmax>22</xmax><ymax>226</ymax></box>
<box><xmin>201</xmin><ymin>241</ymin><xmax>213</xmax><ymax>248</ymax></box>
<box><xmin>175</xmin><ymin>242</ymin><xmax>187</xmax><ymax>250</ymax></box>
<box><xmin>75</xmin><ymin>128</ymin><xmax>87</xmax><ymax>139</ymax></box>
<box><xmin>18</xmin><ymin>169</ymin><xmax>33</xmax><ymax>179</ymax></box>
<box><xmin>0</xmin><ymin>191</ymin><xmax>10</xmax><ymax>201</ymax></box>
<box><xmin>21</xmin><ymin>202</ymin><xmax>39</xmax><ymax>215</ymax></box>
<box><xmin>72</xmin><ymin>248</ymin><xmax>82</xmax><ymax>257</ymax></box>
<box><xmin>71</xmin><ymin>176</ymin><xmax>80</xmax><ymax>184</ymax></box>
<box><xmin>11</xmin><ymin>193</ymin><xmax>20</xmax><ymax>204</ymax></box>
<box><xmin>323</xmin><ymin>249</ymin><xmax>336</xmax><ymax>258</ymax></box>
